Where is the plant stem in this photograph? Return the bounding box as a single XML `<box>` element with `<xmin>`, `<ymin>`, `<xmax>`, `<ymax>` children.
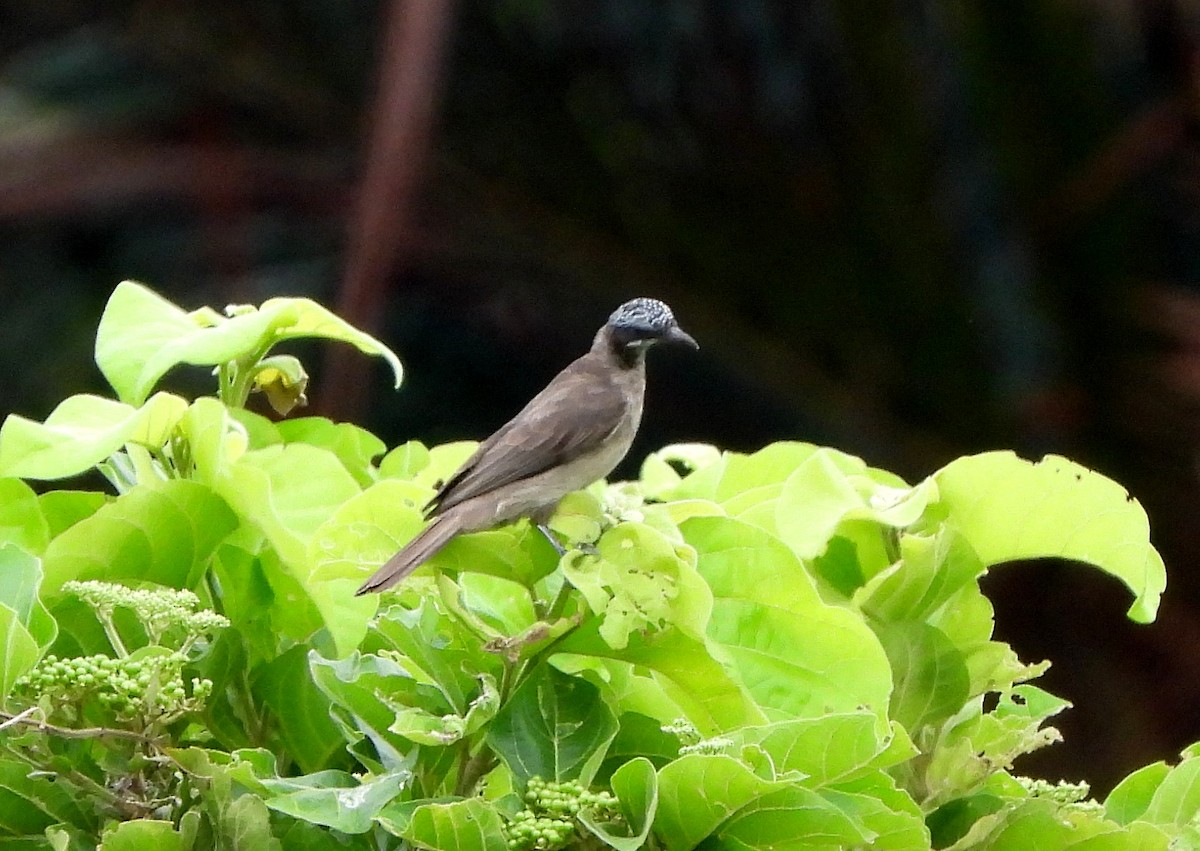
<box><xmin>455</xmin><ymin>743</ymin><xmax>497</xmax><ymax>797</ymax></box>
<box><xmin>0</xmin><ymin>709</ymin><xmax>163</xmax><ymax>747</ymax></box>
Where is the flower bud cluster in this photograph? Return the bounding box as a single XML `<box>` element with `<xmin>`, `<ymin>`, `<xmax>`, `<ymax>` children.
<box><xmin>505</xmin><ymin>776</ymin><xmax>621</xmax><ymax>850</ymax></box>
<box><xmin>64</xmin><ymin>580</ymin><xmax>229</xmax><ymax>642</ymax></box>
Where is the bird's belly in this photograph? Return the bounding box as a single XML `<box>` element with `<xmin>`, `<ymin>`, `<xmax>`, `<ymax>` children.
<box><xmin>490</xmin><ymin>419</ymin><xmax>637</xmax><ymax>524</ymax></box>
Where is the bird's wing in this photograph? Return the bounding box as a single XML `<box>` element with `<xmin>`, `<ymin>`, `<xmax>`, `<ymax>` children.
<box><xmin>428</xmin><ymin>357</ymin><xmax>625</xmax><ymax>514</ymax></box>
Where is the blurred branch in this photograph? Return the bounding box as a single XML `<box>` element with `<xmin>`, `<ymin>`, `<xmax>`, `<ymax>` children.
<box><xmin>319</xmin><ymin>0</ymin><xmax>457</xmax><ymax>421</ymax></box>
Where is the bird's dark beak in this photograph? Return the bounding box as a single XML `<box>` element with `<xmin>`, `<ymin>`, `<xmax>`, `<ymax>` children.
<box><xmin>666</xmin><ymin>325</ymin><xmax>699</xmax><ymax>349</ymax></box>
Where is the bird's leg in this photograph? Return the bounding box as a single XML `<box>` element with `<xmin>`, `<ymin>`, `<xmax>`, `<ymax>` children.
<box><xmin>535</xmin><ymin>523</ymin><xmax>568</xmax><ymax>556</ymax></box>
<box><xmin>535</xmin><ymin>523</ymin><xmax>599</xmax><ymax>557</ymax></box>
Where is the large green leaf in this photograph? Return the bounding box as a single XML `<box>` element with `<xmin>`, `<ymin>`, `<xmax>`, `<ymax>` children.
<box><xmin>95</xmin><ymin>281</ymin><xmax>402</xmax><ymax>405</ymax></box>
<box><xmin>396</xmin><ymin>798</ymin><xmax>509</xmax><ymax>851</ymax></box>
<box><xmin>275</xmin><ymin>418</ymin><xmax>386</xmax><ymax>489</ymax></box>
<box><xmin>0</xmin><ymin>392</ymin><xmax>188</xmax><ymax>480</ymax></box>
<box><xmin>934</xmin><ymin>451</ymin><xmax>1166</xmax><ymax>622</ymax></box>
<box><xmin>206</xmin><ymin>439</ymin><xmax>365</xmax><ymax>655</ymax></box>
<box><xmin>487</xmin><ymin>664</ymin><xmax>618</xmax><ymax>784</ymax></box>
<box><xmin>683</xmin><ymin>516</ymin><xmax>894</xmax><ymax>721</ymax></box>
<box><xmin>39</xmin><ymin>479</ymin><xmax>237</xmax><ymax>595</ymax></box>
<box><xmin>727</xmin><ymin>713</ymin><xmax>914</xmax><ymax>787</ymax></box>
<box><xmin>259</xmin><ymin>770</ymin><xmax>410</xmax><ymax>833</ymax></box>
<box><xmin>652</xmin><ymin>754</ymin><xmax>867</xmax><ymax>850</ymax></box>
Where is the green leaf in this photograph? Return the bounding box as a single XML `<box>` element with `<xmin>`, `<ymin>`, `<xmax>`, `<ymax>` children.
<box><xmin>942</xmin><ymin>798</ymin><xmax>1167</xmax><ymax>851</ymax></box>
<box><xmin>212</xmin><ymin>442</ymin><xmax>364</xmax><ymax>655</ymax></box>
<box><xmin>683</xmin><ymin>516</ymin><xmax>893</xmax><ymax>721</ymax></box>
<box><xmin>368</xmin><ymin>597</ymin><xmax>503</xmax><ymax>716</ymax></box>
<box><xmin>1104</xmin><ymin>761</ymin><xmax>1170</xmax><ymax>825</ymax></box>
<box><xmin>308</xmin><ymin>651</ymin><xmax>448</xmax><ymax>771</ymax></box>
<box><xmin>397</xmin><ymin>798</ymin><xmax>509</xmax><ymax>851</ymax></box>
<box><xmin>260</xmin><ymin>770</ymin><xmax>410</xmax><ymax>833</ymax></box>
<box><xmin>562</xmin><ymin>522</ymin><xmax>711</xmax><ymax>650</ymax></box>
<box><xmin>719</xmin><ymin>785</ymin><xmax>870</xmax><ymax>849</ymax></box>
<box><xmin>487</xmin><ymin>664</ymin><xmax>618</xmax><ymax>784</ymax></box>
<box><xmin>855</xmin><ymin>529</ymin><xmax>986</xmax><ymax>623</ymax></box>
<box><xmin>0</xmin><ymin>758</ymin><xmax>95</xmax><ymax>836</ymax></box>
<box><xmin>37</xmin><ymin>492</ymin><xmax>107</xmax><ymax>539</ymax></box>
<box><xmin>580</xmin><ymin>756</ymin><xmax>658</xmax><ymax>851</ymax></box>
<box><xmin>0</xmin><ymin>480</ymin><xmax>49</xmax><ymax>554</ymax></box>
<box><xmin>0</xmin><ymin>544</ymin><xmax>56</xmax><ymax>650</ymax></box>
<box><xmin>923</xmin><ymin>686</ymin><xmax>1070</xmax><ymax>809</ymax></box>
<box><xmin>276</xmin><ymin>418</ymin><xmax>386</xmax><ymax>488</ymax></box>
<box><xmin>822</xmin><ymin>771</ymin><xmax>930</xmax><ymax>850</ymax></box>
<box><xmin>875</xmin><ymin>621</ymin><xmax>971</xmax><ymax>732</ymax></box>
<box><xmin>307</xmin><ymin>478</ymin><xmax>427</xmax><ymax>579</ymax></box>
<box><xmin>555</xmin><ymin>620</ymin><xmax>765</xmax><ymax>734</ymax></box>
<box><xmin>0</xmin><ymin>602</ymin><xmax>39</xmax><ymax>699</ymax></box>
<box><xmin>95</xmin><ymin>281</ymin><xmax>402</xmax><ymax>405</ymax></box>
<box><xmin>378</xmin><ymin>440</ymin><xmax>431</xmax><ymax>479</ymax></box>
<box><xmin>1139</xmin><ymin>755</ymin><xmax>1200</xmax><ymax>827</ymax></box>
<box><xmin>934</xmin><ymin>451</ymin><xmax>1166</xmax><ymax>623</ymax></box>
<box><xmin>254</xmin><ymin>646</ymin><xmax>347</xmax><ymax>773</ymax></box>
<box><xmin>97</xmin><ymin>820</ymin><xmax>183</xmax><ymax>851</ymax></box>
<box><xmin>39</xmin><ymin>479</ymin><xmax>237</xmax><ymax>595</ymax></box>
<box><xmin>653</xmin><ymin>754</ymin><xmax>796</xmax><ymax>851</ymax></box>
<box><xmin>0</xmin><ymin>392</ymin><xmax>188</xmax><ymax>480</ymax></box>
<box><xmin>727</xmin><ymin>713</ymin><xmax>913</xmax><ymax>787</ymax></box>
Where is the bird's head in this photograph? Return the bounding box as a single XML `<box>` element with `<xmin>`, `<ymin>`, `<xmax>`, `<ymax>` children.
<box><xmin>598</xmin><ymin>297</ymin><xmax>698</xmax><ymax>367</ymax></box>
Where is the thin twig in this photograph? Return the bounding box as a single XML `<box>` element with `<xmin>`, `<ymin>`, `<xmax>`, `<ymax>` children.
<box><xmin>0</xmin><ymin>709</ymin><xmax>163</xmax><ymax>747</ymax></box>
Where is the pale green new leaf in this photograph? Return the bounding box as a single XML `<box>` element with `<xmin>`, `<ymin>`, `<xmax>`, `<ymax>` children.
<box><xmin>683</xmin><ymin>516</ymin><xmax>894</xmax><ymax>721</ymax></box>
<box><xmin>554</xmin><ymin>620</ymin><xmax>766</xmax><ymax>734</ymax></box>
<box><xmin>934</xmin><ymin>451</ymin><xmax>1166</xmax><ymax>623</ymax></box>
<box><xmin>95</xmin><ymin>281</ymin><xmax>402</xmax><ymax>405</ymax></box>
<box><xmin>1139</xmin><ymin>756</ymin><xmax>1200</xmax><ymax>828</ymax></box>
<box><xmin>0</xmin><ymin>392</ymin><xmax>187</xmax><ymax>480</ymax></box>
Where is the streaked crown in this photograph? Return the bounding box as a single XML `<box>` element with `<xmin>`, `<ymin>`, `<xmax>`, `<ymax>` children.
<box><xmin>607</xmin><ymin>298</ymin><xmax>676</xmax><ymax>335</ymax></box>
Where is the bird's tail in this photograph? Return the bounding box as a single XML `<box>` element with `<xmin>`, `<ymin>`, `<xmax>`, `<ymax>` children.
<box><xmin>355</xmin><ymin>512</ymin><xmax>464</xmax><ymax>595</ymax></box>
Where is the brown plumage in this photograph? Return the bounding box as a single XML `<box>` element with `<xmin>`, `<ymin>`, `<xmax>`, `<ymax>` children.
<box><xmin>356</xmin><ymin>298</ymin><xmax>697</xmax><ymax>594</ymax></box>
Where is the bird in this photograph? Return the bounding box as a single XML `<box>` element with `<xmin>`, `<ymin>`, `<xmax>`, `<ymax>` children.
<box><xmin>356</xmin><ymin>297</ymin><xmax>698</xmax><ymax>594</ymax></box>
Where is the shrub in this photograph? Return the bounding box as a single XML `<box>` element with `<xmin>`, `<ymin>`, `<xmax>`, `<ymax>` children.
<box><xmin>0</xmin><ymin>282</ymin><xmax>1181</xmax><ymax>850</ymax></box>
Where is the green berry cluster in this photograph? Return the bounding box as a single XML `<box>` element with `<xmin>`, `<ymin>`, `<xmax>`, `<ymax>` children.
<box><xmin>14</xmin><ymin>651</ymin><xmax>213</xmax><ymax>725</ymax></box>
<box><xmin>505</xmin><ymin>777</ymin><xmax>621</xmax><ymax>851</ymax></box>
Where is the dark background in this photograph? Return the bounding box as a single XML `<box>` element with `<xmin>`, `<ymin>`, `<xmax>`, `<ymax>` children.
<box><xmin>3</xmin><ymin>0</ymin><xmax>1199</xmax><ymax>794</ymax></box>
